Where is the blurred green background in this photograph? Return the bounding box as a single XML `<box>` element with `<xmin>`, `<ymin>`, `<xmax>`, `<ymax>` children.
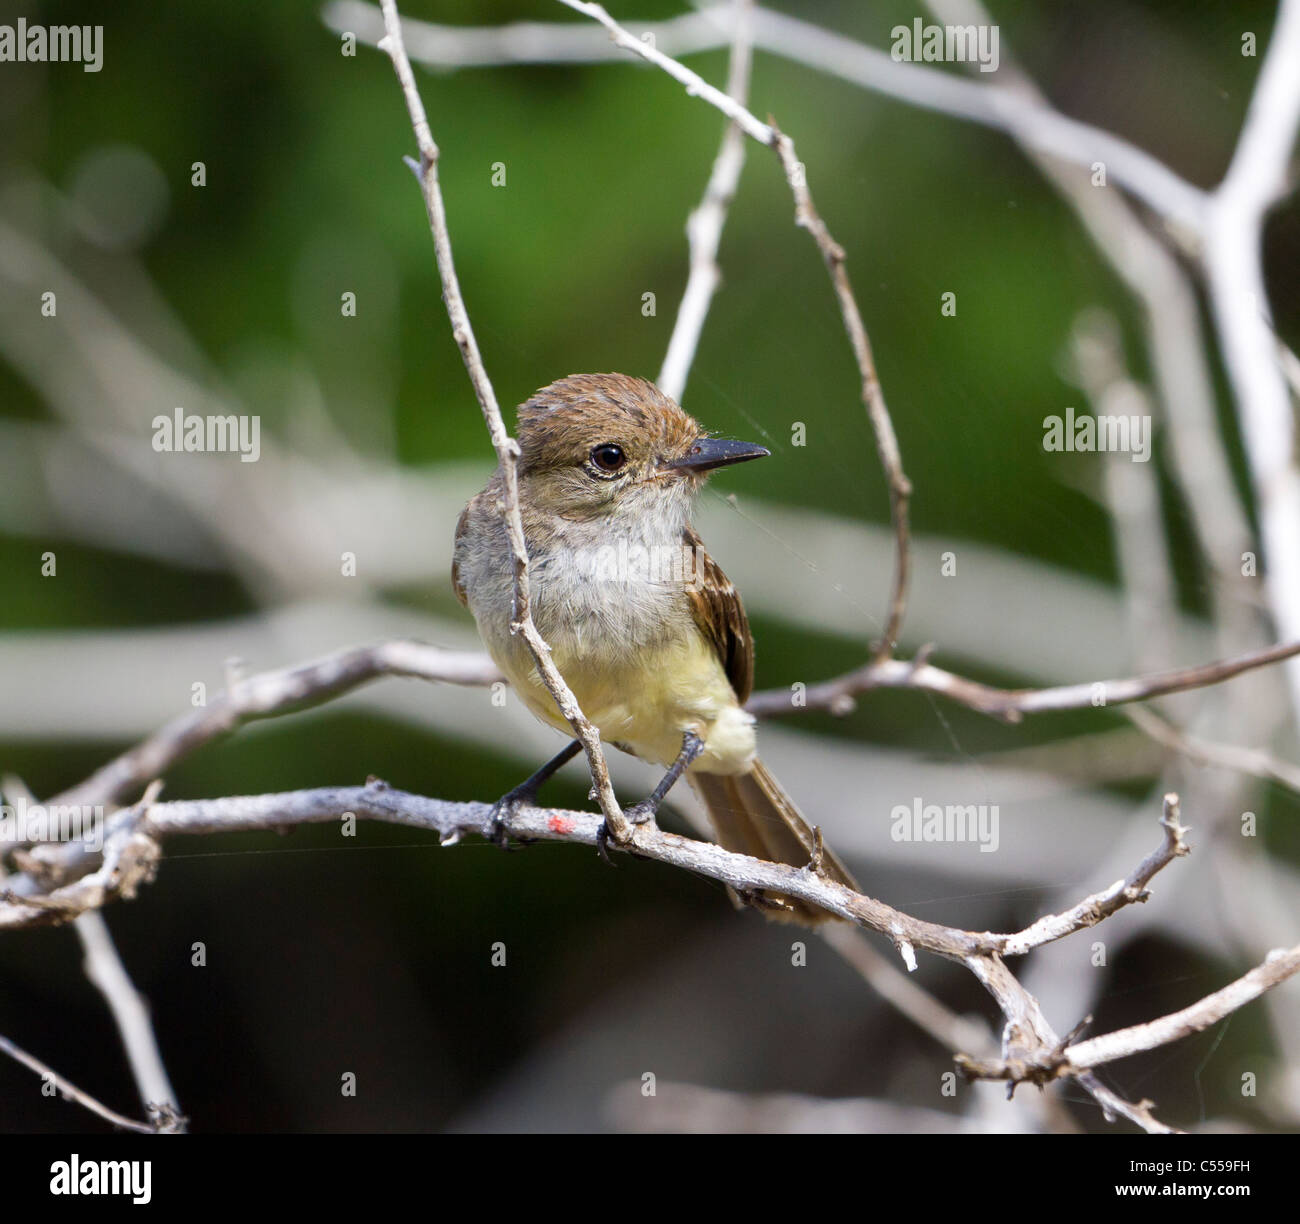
<box><xmin>0</xmin><ymin>0</ymin><xmax>1297</xmax><ymax>1133</ymax></box>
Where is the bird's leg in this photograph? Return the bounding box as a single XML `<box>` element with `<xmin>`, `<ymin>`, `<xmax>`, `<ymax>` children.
<box><xmin>489</xmin><ymin>740</ymin><xmax>582</xmax><ymax>849</ymax></box>
<box><xmin>595</xmin><ymin>731</ymin><xmax>704</xmax><ymax>864</ymax></box>
<box><xmin>628</xmin><ymin>731</ymin><xmax>705</xmax><ymax>824</ymax></box>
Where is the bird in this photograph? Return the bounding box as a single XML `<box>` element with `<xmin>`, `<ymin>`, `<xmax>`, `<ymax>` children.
<box><xmin>452</xmin><ymin>372</ymin><xmax>855</xmax><ymax>922</ymax></box>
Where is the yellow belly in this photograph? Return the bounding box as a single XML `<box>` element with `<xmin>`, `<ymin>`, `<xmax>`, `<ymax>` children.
<box><xmin>499</xmin><ymin>629</ymin><xmax>756</xmax><ymax>775</ymax></box>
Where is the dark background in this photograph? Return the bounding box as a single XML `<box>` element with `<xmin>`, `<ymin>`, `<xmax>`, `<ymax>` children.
<box><xmin>0</xmin><ymin>0</ymin><xmax>1296</xmax><ymax>1133</ymax></box>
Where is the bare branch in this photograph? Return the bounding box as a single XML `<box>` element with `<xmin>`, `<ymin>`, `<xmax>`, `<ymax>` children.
<box><xmin>324</xmin><ymin>3</ymin><xmax>1207</xmax><ymax>227</ymax></box>
<box><xmin>1000</xmin><ymin>794</ymin><xmax>1189</xmax><ymax>957</ymax></box>
<box><xmin>959</xmin><ymin>943</ymin><xmax>1300</xmax><ymax>1088</ymax></box>
<box><xmin>1</xmin><ymin>782</ymin><xmax>989</xmax><ymax>952</ymax></box>
<box><xmin>376</xmin><ymin>0</ymin><xmax>628</xmax><ymax>842</ymax></box>
<box><xmin>555</xmin><ymin>1</ymin><xmax>773</xmax><ymax>144</ymax></box>
<box><xmin>75</xmin><ymin>912</ymin><xmax>184</xmax><ymax>1131</ymax></box>
<box><xmin>958</xmin><ymin>951</ymin><xmax>1177</xmax><ymax>1133</ymax></box>
<box><xmin>1202</xmin><ymin>0</ymin><xmax>1300</xmax><ymax>718</ymax></box>
<box><xmin>746</xmin><ymin>638</ymin><xmax>1300</xmax><ymax>723</ymax></box>
<box><xmin>0</xmin><ymin>786</ymin><xmax>1191</xmax><ymax>972</ymax></box>
<box><xmin>747</xmin><ymin>5</ymin><xmax>1205</xmax><ymax>230</ymax></box>
<box><xmin>1067</xmin><ymin>944</ymin><xmax>1300</xmax><ymax>1073</ymax></box>
<box><xmin>23</xmin><ymin>626</ymin><xmax>1296</xmax><ymax>892</ymax></box>
<box><xmin>49</xmin><ymin>639</ymin><xmax>501</xmax><ymax>812</ymax></box>
<box><xmin>1127</xmin><ymin>704</ymin><xmax>1300</xmax><ymax>799</ymax></box>
<box><xmin>323</xmin><ymin>0</ymin><xmax>732</xmax><ymax>68</ymax></box>
<box><xmin>4</xmin><ymin>783</ymin><xmax>163</xmax><ymax>925</ymax></box>
<box><xmin>0</xmin><ymin>1031</ymin><xmax>179</xmax><ymax>1135</ymax></box>
<box><xmin>10</xmin><ymin>764</ymin><xmax>1274</xmax><ymax>1128</ymax></box>
<box><xmin>657</xmin><ymin>0</ymin><xmax>754</xmax><ymax>402</ymax></box>
<box><xmin>768</xmin><ymin>129</ymin><xmax>912</xmax><ymax>659</ymax></box>
<box><xmin>556</xmin><ymin>0</ymin><xmax>911</xmax><ymax>659</ymax></box>
<box><xmin>2</xmin><ymin>773</ymin><xmax>181</xmax><ymax>1125</ymax></box>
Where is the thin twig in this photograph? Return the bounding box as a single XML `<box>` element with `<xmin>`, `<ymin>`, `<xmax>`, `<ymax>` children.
<box><xmin>746</xmin><ymin>638</ymin><xmax>1300</xmax><ymax>722</ymax></box>
<box><xmin>377</xmin><ymin>0</ymin><xmax>629</xmax><ymax>842</ymax></box>
<box><xmin>657</xmin><ymin>0</ymin><xmax>754</xmax><ymax>402</ymax></box>
<box><xmin>555</xmin><ymin>1</ymin><xmax>772</xmax><ymax>142</ymax></box>
<box><xmin>1126</xmin><ymin>704</ymin><xmax>1300</xmax><ymax>798</ymax></box>
<box><xmin>3</xmin><ymin>770</ymin><xmax>184</xmax><ymax>1129</ymax></box>
<box><xmin>323</xmin><ymin>2</ymin><xmax>1207</xmax><ymax>226</ymax></box>
<box><xmin>47</xmin><ymin>639</ymin><xmax>503</xmax><ymax>812</ymax></box>
<box><xmin>556</xmin><ymin>0</ymin><xmax>911</xmax><ymax>658</ymax></box>
<box><xmin>769</xmin><ymin>128</ymin><xmax>911</xmax><ymax>659</ymax></box>
<box><xmin>75</xmin><ymin>911</ymin><xmax>185</xmax><ymax>1131</ymax></box>
<box><xmin>0</xmin><ymin>1031</ymin><xmax>174</xmax><ymax>1134</ymax></box>
<box><xmin>1000</xmin><ymin>794</ymin><xmax>1189</xmax><ymax>956</ymax></box>
<box><xmin>1067</xmin><ymin>944</ymin><xmax>1300</xmax><ymax>1072</ymax></box>
<box><xmin>959</xmin><ymin>943</ymin><xmax>1300</xmax><ymax>1085</ymax></box>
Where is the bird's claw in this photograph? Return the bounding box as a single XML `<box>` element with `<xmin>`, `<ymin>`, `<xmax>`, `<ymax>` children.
<box><xmin>595</xmin><ymin>820</ymin><xmax>616</xmax><ymax>866</ymax></box>
<box><xmin>594</xmin><ymin>800</ymin><xmax>657</xmax><ymax>866</ymax></box>
<box><xmin>623</xmin><ymin>800</ymin><xmax>658</xmax><ymax>826</ymax></box>
<box><xmin>487</xmin><ymin>785</ymin><xmax>538</xmax><ymax>851</ymax></box>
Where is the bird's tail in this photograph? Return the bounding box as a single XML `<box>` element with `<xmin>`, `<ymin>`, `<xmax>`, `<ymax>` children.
<box><xmin>690</xmin><ymin>758</ymin><xmax>857</xmax><ymax>925</ymax></box>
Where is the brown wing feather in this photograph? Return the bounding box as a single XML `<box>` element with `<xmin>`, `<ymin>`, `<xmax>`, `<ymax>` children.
<box><xmin>451</xmin><ymin>504</ymin><xmax>470</xmax><ymax>608</ymax></box>
<box><xmin>683</xmin><ymin>524</ymin><xmax>754</xmax><ymax>702</ymax></box>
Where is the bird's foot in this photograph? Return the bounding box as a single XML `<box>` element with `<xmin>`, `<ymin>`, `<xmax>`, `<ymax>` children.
<box><xmin>487</xmin><ymin>782</ymin><xmax>541</xmax><ymax>851</ymax></box>
<box><xmin>486</xmin><ymin>740</ymin><xmax>583</xmax><ymax>849</ymax></box>
<box><xmin>623</xmin><ymin>799</ymin><xmax>660</xmax><ymax>826</ymax></box>
<box><xmin>594</xmin><ymin>732</ymin><xmax>702</xmax><ymax>864</ymax></box>
<box><xmin>594</xmin><ymin>798</ymin><xmax>659</xmax><ymax>865</ymax></box>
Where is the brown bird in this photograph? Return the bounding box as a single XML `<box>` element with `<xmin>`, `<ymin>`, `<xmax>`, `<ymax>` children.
<box><xmin>452</xmin><ymin>373</ymin><xmax>855</xmax><ymax>922</ymax></box>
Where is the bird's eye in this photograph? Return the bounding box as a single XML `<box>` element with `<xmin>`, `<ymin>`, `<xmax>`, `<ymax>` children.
<box><xmin>589</xmin><ymin>443</ymin><xmax>627</xmax><ymax>473</ymax></box>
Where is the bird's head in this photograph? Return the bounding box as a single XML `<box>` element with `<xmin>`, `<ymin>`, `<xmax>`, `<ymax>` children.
<box><xmin>514</xmin><ymin>372</ymin><xmax>769</xmax><ymax>522</ymax></box>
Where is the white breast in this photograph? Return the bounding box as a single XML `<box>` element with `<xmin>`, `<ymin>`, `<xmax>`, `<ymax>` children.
<box><xmin>462</xmin><ymin>502</ymin><xmax>754</xmax><ymax>773</ymax></box>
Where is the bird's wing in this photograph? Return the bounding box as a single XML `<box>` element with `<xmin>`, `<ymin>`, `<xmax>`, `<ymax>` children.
<box><xmin>451</xmin><ymin>503</ymin><xmax>470</xmax><ymax>608</ymax></box>
<box><xmin>682</xmin><ymin>523</ymin><xmax>754</xmax><ymax>703</ymax></box>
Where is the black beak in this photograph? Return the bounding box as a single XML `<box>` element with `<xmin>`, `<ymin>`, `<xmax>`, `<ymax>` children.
<box><xmin>666</xmin><ymin>437</ymin><xmax>771</xmax><ymax>473</ymax></box>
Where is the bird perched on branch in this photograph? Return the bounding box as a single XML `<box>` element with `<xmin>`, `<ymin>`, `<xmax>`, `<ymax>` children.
<box><xmin>453</xmin><ymin>372</ymin><xmax>855</xmax><ymax>922</ymax></box>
